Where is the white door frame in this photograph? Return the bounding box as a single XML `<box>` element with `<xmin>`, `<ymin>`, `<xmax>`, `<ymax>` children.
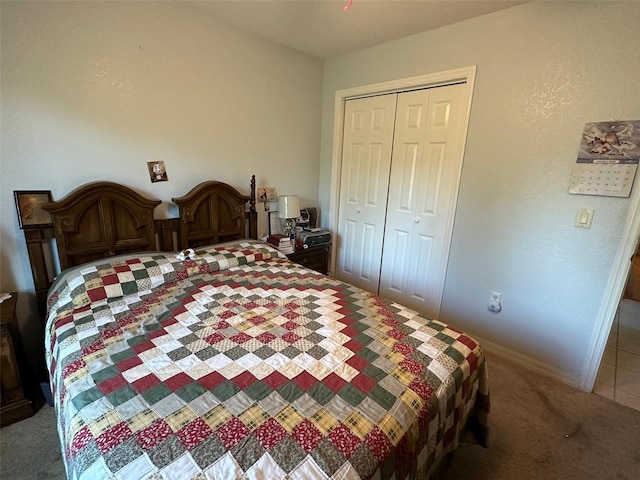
<box><xmin>580</xmin><ymin>175</ymin><xmax>640</xmax><ymax>391</ymax></box>
<box><xmin>328</xmin><ymin>66</ymin><xmax>477</xmax><ymax>317</ymax></box>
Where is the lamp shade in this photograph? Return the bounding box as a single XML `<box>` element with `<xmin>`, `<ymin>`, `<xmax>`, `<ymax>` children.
<box><xmin>277</xmin><ymin>195</ymin><xmax>300</xmax><ymax>219</ymax></box>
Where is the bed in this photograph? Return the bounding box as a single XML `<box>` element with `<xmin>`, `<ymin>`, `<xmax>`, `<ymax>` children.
<box><xmin>30</xmin><ymin>176</ymin><xmax>489</xmax><ymax>480</ymax></box>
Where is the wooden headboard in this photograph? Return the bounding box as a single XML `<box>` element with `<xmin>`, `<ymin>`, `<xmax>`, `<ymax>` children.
<box><xmin>42</xmin><ymin>181</ymin><xmax>161</xmax><ymax>270</ymax></box>
<box><xmin>23</xmin><ymin>175</ymin><xmax>258</xmax><ymax>320</ymax></box>
<box><xmin>172</xmin><ymin>179</ymin><xmax>258</xmax><ymax>248</ymax></box>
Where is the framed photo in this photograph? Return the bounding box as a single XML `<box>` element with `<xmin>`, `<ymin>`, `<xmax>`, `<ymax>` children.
<box><xmin>268</xmin><ymin>211</ymin><xmax>283</xmax><ymax>236</ymax></box>
<box><xmin>14</xmin><ymin>190</ymin><xmax>53</xmax><ymax>229</ymax></box>
<box><xmin>257</xmin><ymin>187</ymin><xmax>278</xmax><ymax>202</ymax></box>
<box><xmin>258</xmin><ymin>187</ymin><xmax>278</xmax><ymax>211</ymax></box>
<box><xmin>147</xmin><ymin>161</ymin><xmax>168</xmax><ymax>183</ymax></box>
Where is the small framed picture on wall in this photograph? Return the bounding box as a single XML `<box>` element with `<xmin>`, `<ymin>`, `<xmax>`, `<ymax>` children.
<box><xmin>268</xmin><ymin>211</ymin><xmax>283</xmax><ymax>236</ymax></box>
<box><xmin>147</xmin><ymin>161</ymin><xmax>169</xmax><ymax>183</ymax></box>
<box><xmin>14</xmin><ymin>190</ymin><xmax>53</xmax><ymax>229</ymax></box>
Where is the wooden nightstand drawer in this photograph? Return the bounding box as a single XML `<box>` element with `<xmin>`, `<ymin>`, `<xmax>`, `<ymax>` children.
<box><xmin>287</xmin><ymin>244</ymin><xmax>330</xmax><ymax>275</ymax></box>
<box><xmin>1</xmin><ymin>292</ymin><xmax>34</xmax><ymax>427</ymax></box>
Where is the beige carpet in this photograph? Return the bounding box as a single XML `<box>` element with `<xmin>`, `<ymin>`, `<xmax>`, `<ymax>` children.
<box><xmin>439</xmin><ymin>352</ymin><xmax>640</xmax><ymax>480</ymax></box>
<box><xmin>1</xmin><ymin>352</ymin><xmax>639</xmax><ymax>479</ymax></box>
<box><xmin>0</xmin><ymin>402</ymin><xmax>63</xmax><ymax>479</ymax></box>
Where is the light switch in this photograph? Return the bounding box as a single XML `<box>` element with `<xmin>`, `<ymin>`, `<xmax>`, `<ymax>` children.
<box><xmin>575</xmin><ymin>208</ymin><xmax>594</xmax><ymax>229</ymax></box>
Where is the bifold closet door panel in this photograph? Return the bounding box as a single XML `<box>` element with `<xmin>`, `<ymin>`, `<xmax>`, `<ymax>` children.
<box><xmin>336</xmin><ymin>93</ymin><xmax>397</xmax><ymax>293</ymax></box>
<box><xmin>379</xmin><ymin>84</ymin><xmax>467</xmax><ymax>319</ymax></box>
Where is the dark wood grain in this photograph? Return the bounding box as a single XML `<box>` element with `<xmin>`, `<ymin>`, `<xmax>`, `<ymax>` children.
<box><xmin>22</xmin><ymin>176</ymin><xmax>257</xmax><ymax>323</ymax></box>
<box><xmin>1</xmin><ymin>293</ymin><xmax>34</xmax><ymax>426</ymax></box>
<box><xmin>172</xmin><ymin>175</ymin><xmax>258</xmax><ymax>249</ymax></box>
<box><xmin>41</xmin><ymin>182</ymin><xmax>161</xmax><ymax>270</ymax></box>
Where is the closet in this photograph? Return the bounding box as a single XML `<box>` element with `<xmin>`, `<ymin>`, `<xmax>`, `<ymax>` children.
<box><xmin>335</xmin><ymin>83</ymin><xmax>468</xmax><ymax>319</ymax></box>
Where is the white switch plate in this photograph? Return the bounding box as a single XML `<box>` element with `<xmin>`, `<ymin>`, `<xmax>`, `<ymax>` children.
<box><xmin>575</xmin><ymin>208</ymin><xmax>594</xmax><ymax>229</ymax></box>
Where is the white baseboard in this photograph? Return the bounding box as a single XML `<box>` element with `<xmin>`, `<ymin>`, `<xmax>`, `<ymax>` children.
<box><xmin>475</xmin><ymin>336</ymin><xmax>582</xmax><ymax>390</ymax></box>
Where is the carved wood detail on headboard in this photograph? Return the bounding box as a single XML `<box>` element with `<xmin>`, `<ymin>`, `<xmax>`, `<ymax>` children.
<box><xmin>41</xmin><ymin>182</ymin><xmax>161</xmax><ymax>270</ymax></box>
<box><xmin>172</xmin><ymin>175</ymin><xmax>258</xmax><ymax>249</ymax></box>
<box><xmin>20</xmin><ymin>175</ymin><xmax>258</xmax><ymax>323</ymax></box>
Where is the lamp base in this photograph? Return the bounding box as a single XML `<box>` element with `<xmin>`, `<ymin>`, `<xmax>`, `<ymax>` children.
<box><xmin>282</xmin><ymin>218</ymin><xmax>296</xmax><ymax>238</ymax></box>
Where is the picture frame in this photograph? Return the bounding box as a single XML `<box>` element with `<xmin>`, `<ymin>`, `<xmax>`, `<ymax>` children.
<box><xmin>258</xmin><ymin>187</ymin><xmax>278</xmax><ymax>211</ymax></box>
<box><xmin>147</xmin><ymin>161</ymin><xmax>168</xmax><ymax>183</ymax></box>
<box><xmin>14</xmin><ymin>190</ymin><xmax>53</xmax><ymax>229</ymax></box>
<box><xmin>268</xmin><ymin>211</ymin><xmax>283</xmax><ymax>236</ymax></box>
<box><xmin>257</xmin><ymin>187</ymin><xmax>278</xmax><ymax>203</ymax></box>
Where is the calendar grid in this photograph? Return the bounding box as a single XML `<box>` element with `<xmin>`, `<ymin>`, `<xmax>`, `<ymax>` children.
<box><xmin>569</xmin><ymin>120</ymin><xmax>640</xmax><ymax>198</ymax></box>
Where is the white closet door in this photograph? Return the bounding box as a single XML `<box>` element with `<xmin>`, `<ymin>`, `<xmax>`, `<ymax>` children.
<box><xmin>379</xmin><ymin>83</ymin><xmax>467</xmax><ymax>318</ymax></box>
<box><xmin>336</xmin><ymin>94</ymin><xmax>397</xmax><ymax>292</ymax></box>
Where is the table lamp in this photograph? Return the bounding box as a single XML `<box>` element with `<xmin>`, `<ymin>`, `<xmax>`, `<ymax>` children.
<box><xmin>277</xmin><ymin>195</ymin><xmax>300</xmax><ymax>237</ymax></box>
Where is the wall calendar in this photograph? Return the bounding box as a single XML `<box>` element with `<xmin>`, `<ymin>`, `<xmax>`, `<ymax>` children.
<box><xmin>569</xmin><ymin>120</ymin><xmax>640</xmax><ymax>197</ymax></box>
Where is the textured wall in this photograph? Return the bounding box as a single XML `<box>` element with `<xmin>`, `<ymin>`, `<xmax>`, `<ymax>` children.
<box><xmin>0</xmin><ymin>1</ymin><xmax>323</xmax><ymax>360</ymax></box>
<box><xmin>320</xmin><ymin>1</ymin><xmax>640</xmax><ymax>384</ymax></box>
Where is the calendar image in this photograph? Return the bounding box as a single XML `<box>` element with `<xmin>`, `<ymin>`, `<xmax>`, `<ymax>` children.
<box><xmin>569</xmin><ymin>120</ymin><xmax>640</xmax><ymax>197</ymax></box>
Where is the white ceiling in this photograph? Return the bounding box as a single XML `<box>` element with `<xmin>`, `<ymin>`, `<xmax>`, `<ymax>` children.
<box><xmin>180</xmin><ymin>0</ymin><xmax>529</xmax><ymax>59</ymax></box>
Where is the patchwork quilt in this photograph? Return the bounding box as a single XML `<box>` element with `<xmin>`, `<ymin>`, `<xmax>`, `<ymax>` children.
<box><xmin>45</xmin><ymin>240</ymin><xmax>489</xmax><ymax>480</ymax></box>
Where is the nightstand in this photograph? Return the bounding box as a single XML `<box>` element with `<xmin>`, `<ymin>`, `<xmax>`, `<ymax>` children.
<box><xmin>287</xmin><ymin>244</ymin><xmax>330</xmax><ymax>275</ymax></box>
<box><xmin>1</xmin><ymin>292</ymin><xmax>34</xmax><ymax>427</ymax></box>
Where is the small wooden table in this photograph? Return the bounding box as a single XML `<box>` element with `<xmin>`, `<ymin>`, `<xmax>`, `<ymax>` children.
<box><xmin>1</xmin><ymin>292</ymin><xmax>34</xmax><ymax>426</ymax></box>
<box><xmin>287</xmin><ymin>244</ymin><xmax>330</xmax><ymax>275</ymax></box>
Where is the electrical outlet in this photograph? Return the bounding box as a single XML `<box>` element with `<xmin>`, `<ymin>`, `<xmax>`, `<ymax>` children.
<box><xmin>490</xmin><ymin>292</ymin><xmax>501</xmax><ymax>302</ymax></box>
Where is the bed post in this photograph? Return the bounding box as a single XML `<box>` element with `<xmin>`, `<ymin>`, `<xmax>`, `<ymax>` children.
<box><xmin>22</xmin><ymin>227</ymin><xmax>55</xmax><ymax>324</ymax></box>
<box><xmin>248</xmin><ymin>175</ymin><xmax>258</xmax><ymax>240</ymax></box>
